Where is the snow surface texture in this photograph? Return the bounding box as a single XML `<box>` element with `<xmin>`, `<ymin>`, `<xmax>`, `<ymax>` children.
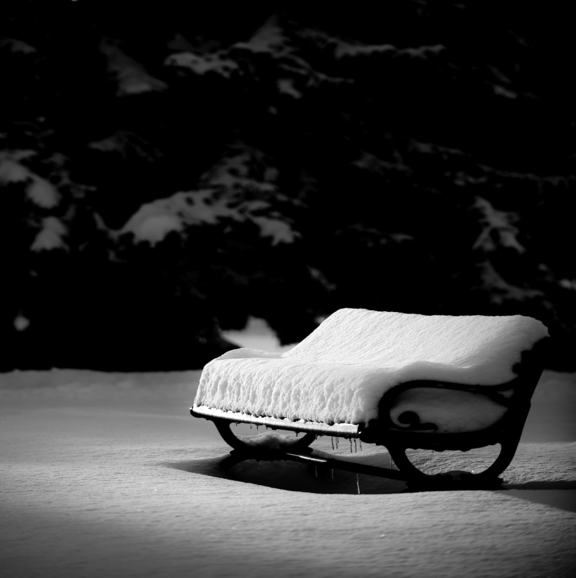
<box><xmin>0</xmin><ymin>369</ymin><xmax>575</xmax><ymax>578</ymax></box>
<box><xmin>194</xmin><ymin>308</ymin><xmax>548</xmax><ymax>429</ymax></box>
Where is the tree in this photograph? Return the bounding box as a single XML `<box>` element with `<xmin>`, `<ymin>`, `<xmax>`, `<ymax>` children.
<box><xmin>1</xmin><ymin>1</ymin><xmax>574</xmax><ymax>369</ymax></box>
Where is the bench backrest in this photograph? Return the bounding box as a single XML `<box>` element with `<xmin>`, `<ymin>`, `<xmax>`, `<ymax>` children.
<box><xmin>283</xmin><ymin>309</ymin><xmax>548</xmax><ymax>385</ymax></box>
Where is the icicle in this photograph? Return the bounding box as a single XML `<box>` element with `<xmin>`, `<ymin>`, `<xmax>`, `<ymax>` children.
<box><xmin>354</xmin><ymin>439</ymin><xmax>357</xmax><ymax>453</ymax></box>
<box><xmin>359</xmin><ymin>440</ymin><xmax>363</xmax><ymax>452</ymax></box>
<box><xmin>256</xmin><ymin>425</ymin><xmax>259</xmax><ymax>433</ymax></box>
<box><xmin>349</xmin><ymin>438</ymin><xmax>353</xmax><ymax>453</ymax></box>
<box><xmin>250</xmin><ymin>424</ymin><xmax>252</xmax><ymax>430</ymax></box>
<box><xmin>356</xmin><ymin>474</ymin><xmax>361</xmax><ymax>495</ymax></box>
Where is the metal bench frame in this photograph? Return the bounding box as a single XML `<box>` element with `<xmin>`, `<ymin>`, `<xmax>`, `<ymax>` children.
<box><xmin>191</xmin><ymin>338</ymin><xmax>549</xmax><ymax>490</ymax></box>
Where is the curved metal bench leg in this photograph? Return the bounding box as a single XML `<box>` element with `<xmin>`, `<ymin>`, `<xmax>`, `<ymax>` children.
<box><xmin>385</xmin><ymin>397</ymin><xmax>531</xmax><ymax>490</ymax></box>
<box><xmin>387</xmin><ymin>435</ymin><xmax>522</xmax><ymax>489</ymax></box>
<box><xmin>213</xmin><ymin>418</ymin><xmax>317</xmax><ymax>454</ymax></box>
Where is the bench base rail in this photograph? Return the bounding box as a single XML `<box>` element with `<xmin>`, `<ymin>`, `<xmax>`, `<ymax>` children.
<box><xmin>193</xmin><ymin>413</ymin><xmax>517</xmax><ymax>490</ymax></box>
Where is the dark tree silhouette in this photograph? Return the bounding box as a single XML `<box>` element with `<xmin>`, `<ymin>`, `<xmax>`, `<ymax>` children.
<box><xmin>1</xmin><ymin>0</ymin><xmax>574</xmax><ymax>370</ymax></box>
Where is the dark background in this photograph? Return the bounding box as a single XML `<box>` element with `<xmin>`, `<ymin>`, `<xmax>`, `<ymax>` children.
<box><xmin>1</xmin><ymin>0</ymin><xmax>574</xmax><ymax>371</ymax></box>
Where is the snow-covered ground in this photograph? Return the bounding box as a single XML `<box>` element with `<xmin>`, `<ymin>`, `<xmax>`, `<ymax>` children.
<box><xmin>1</xmin><ymin>320</ymin><xmax>575</xmax><ymax>577</ymax></box>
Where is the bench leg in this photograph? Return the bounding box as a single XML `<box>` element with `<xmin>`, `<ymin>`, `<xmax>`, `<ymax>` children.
<box><xmin>213</xmin><ymin>418</ymin><xmax>317</xmax><ymax>453</ymax></box>
<box><xmin>386</xmin><ymin>434</ymin><xmax>523</xmax><ymax>489</ymax></box>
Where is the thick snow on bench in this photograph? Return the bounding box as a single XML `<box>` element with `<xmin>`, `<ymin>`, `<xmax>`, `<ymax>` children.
<box><xmin>194</xmin><ymin>309</ymin><xmax>548</xmax><ymax>429</ymax></box>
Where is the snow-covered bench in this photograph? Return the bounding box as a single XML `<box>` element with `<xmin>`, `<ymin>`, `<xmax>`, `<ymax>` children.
<box><xmin>191</xmin><ymin>309</ymin><xmax>549</xmax><ymax>488</ymax></box>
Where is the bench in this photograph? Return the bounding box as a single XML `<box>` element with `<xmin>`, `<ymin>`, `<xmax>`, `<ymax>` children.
<box><xmin>191</xmin><ymin>308</ymin><xmax>549</xmax><ymax>489</ymax></box>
